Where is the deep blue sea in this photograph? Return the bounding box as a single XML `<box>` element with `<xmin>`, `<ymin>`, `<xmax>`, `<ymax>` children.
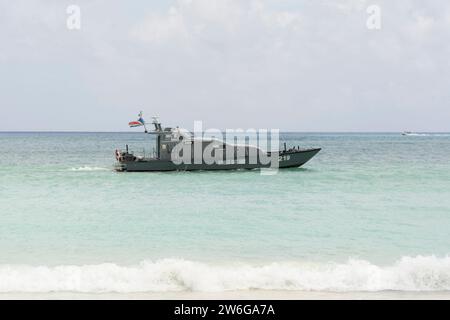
<box><xmin>0</xmin><ymin>132</ymin><xmax>449</xmax><ymax>293</ymax></box>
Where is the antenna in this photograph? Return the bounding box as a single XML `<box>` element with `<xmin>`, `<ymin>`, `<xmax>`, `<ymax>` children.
<box><xmin>151</xmin><ymin>116</ymin><xmax>162</xmax><ymax>131</ymax></box>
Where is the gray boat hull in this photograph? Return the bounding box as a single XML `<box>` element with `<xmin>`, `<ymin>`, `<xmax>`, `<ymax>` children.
<box><xmin>115</xmin><ymin>148</ymin><xmax>321</xmax><ymax>172</ymax></box>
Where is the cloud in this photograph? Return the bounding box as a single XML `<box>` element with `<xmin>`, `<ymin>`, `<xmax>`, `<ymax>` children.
<box><xmin>130</xmin><ymin>0</ymin><xmax>301</xmax><ymax>45</ymax></box>
<box><xmin>1</xmin><ymin>0</ymin><xmax>449</xmax><ymax>131</ymax></box>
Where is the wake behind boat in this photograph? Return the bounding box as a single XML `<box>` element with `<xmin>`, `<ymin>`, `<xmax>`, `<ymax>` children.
<box><xmin>114</xmin><ymin>113</ymin><xmax>321</xmax><ymax>172</ymax></box>
<box><xmin>402</xmin><ymin>131</ymin><xmax>432</xmax><ymax>136</ymax></box>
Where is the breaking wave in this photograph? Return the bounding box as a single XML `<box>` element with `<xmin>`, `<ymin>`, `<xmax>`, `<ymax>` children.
<box><xmin>69</xmin><ymin>166</ymin><xmax>110</xmax><ymax>172</ymax></box>
<box><xmin>0</xmin><ymin>256</ymin><xmax>449</xmax><ymax>293</ymax></box>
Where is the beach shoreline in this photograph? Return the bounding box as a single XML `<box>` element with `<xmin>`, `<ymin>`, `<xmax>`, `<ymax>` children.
<box><xmin>1</xmin><ymin>291</ymin><xmax>449</xmax><ymax>300</ymax></box>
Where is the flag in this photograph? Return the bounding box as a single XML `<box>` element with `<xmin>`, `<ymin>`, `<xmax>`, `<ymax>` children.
<box><xmin>128</xmin><ymin>120</ymin><xmax>144</xmax><ymax>127</ymax></box>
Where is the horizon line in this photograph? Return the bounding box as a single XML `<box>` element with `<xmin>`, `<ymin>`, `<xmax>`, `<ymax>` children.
<box><xmin>1</xmin><ymin>130</ymin><xmax>450</xmax><ymax>134</ymax></box>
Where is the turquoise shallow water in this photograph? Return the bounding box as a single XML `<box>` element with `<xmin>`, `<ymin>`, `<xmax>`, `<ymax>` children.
<box><xmin>0</xmin><ymin>132</ymin><xmax>450</xmax><ymax>292</ymax></box>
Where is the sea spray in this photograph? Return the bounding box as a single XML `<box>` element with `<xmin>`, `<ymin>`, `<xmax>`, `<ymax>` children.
<box><xmin>0</xmin><ymin>256</ymin><xmax>449</xmax><ymax>293</ymax></box>
<box><xmin>69</xmin><ymin>166</ymin><xmax>110</xmax><ymax>171</ymax></box>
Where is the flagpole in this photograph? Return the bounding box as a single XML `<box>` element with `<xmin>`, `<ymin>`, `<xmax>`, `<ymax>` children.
<box><xmin>139</xmin><ymin>110</ymin><xmax>148</xmax><ymax>133</ymax></box>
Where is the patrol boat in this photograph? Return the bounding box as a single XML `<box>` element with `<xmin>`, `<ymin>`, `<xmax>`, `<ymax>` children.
<box><xmin>114</xmin><ymin>116</ymin><xmax>321</xmax><ymax>172</ymax></box>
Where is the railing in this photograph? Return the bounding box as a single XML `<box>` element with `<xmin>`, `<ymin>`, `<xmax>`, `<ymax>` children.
<box><xmin>128</xmin><ymin>148</ymin><xmax>157</xmax><ymax>160</ymax></box>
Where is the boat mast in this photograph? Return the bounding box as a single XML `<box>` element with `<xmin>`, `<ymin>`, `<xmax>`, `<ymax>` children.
<box><xmin>151</xmin><ymin>116</ymin><xmax>162</xmax><ymax>159</ymax></box>
<box><xmin>151</xmin><ymin>116</ymin><xmax>162</xmax><ymax>132</ymax></box>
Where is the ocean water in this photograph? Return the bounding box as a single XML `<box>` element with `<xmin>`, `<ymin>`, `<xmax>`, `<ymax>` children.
<box><xmin>0</xmin><ymin>132</ymin><xmax>450</xmax><ymax>293</ymax></box>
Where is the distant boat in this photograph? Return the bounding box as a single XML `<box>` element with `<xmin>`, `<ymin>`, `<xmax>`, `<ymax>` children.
<box><xmin>402</xmin><ymin>131</ymin><xmax>429</xmax><ymax>136</ymax></box>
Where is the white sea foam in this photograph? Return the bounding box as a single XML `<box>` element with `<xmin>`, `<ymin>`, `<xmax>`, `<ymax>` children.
<box><xmin>69</xmin><ymin>166</ymin><xmax>110</xmax><ymax>171</ymax></box>
<box><xmin>1</xmin><ymin>256</ymin><xmax>450</xmax><ymax>293</ymax></box>
<box><xmin>403</xmin><ymin>133</ymin><xmax>450</xmax><ymax>137</ymax></box>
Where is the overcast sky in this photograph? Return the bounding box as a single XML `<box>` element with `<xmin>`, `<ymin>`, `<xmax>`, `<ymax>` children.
<box><xmin>0</xmin><ymin>0</ymin><xmax>449</xmax><ymax>131</ymax></box>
